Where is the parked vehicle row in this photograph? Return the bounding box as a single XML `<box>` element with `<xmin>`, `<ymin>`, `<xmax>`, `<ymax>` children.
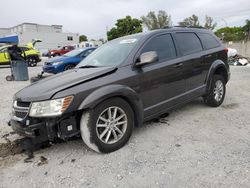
<box><xmin>43</xmin><ymin>47</ymin><xmax>96</xmax><ymax>74</ymax></box>
<box><xmin>10</xmin><ymin>27</ymin><xmax>230</xmax><ymax>153</ymax></box>
<box><xmin>48</xmin><ymin>45</ymin><xmax>75</xmax><ymax>57</ymax></box>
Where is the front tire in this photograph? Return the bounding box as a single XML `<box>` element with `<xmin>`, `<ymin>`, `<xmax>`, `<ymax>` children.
<box><xmin>80</xmin><ymin>98</ymin><xmax>134</xmax><ymax>153</ymax></box>
<box><xmin>204</xmin><ymin>74</ymin><xmax>226</xmax><ymax>107</ymax></box>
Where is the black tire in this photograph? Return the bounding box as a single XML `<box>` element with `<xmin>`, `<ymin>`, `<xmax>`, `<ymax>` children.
<box><xmin>80</xmin><ymin>97</ymin><xmax>134</xmax><ymax>153</ymax></box>
<box><xmin>6</xmin><ymin>75</ymin><xmax>14</xmax><ymax>81</ymax></box>
<box><xmin>64</xmin><ymin>64</ymin><xmax>75</xmax><ymax>71</ymax></box>
<box><xmin>26</xmin><ymin>56</ymin><xmax>37</xmax><ymax>67</ymax></box>
<box><xmin>204</xmin><ymin>74</ymin><xmax>226</xmax><ymax>107</ymax></box>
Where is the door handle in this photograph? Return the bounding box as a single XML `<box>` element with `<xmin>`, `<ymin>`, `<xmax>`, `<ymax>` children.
<box><xmin>173</xmin><ymin>63</ymin><xmax>183</xmax><ymax>68</ymax></box>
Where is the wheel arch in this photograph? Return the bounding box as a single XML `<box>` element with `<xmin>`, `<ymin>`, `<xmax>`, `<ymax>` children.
<box><xmin>78</xmin><ymin>84</ymin><xmax>144</xmax><ymax>127</ymax></box>
<box><xmin>206</xmin><ymin>60</ymin><xmax>229</xmax><ymax>92</ymax></box>
<box><xmin>64</xmin><ymin>63</ymin><xmax>76</xmax><ymax>69</ymax></box>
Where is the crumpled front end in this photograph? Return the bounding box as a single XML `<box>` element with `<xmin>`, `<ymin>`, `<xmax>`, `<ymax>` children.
<box><xmin>10</xmin><ymin>100</ymin><xmax>80</xmax><ymax>145</ymax></box>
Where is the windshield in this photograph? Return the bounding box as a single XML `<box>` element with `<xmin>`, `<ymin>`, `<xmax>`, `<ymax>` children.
<box><xmin>63</xmin><ymin>49</ymin><xmax>84</xmax><ymax>57</ymax></box>
<box><xmin>77</xmin><ymin>35</ymin><xmax>142</xmax><ymax>67</ymax></box>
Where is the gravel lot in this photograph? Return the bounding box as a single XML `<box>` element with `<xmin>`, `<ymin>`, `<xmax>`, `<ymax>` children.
<box><xmin>0</xmin><ymin>63</ymin><xmax>249</xmax><ymax>188</ymax></box>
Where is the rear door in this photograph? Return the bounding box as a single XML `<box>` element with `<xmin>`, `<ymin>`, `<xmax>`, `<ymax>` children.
<box><xmin>197</xmin><ymin>32</ymin><xmax>222</xmax><ymax>76</ymax></box>
<box><xmin>174</xmin><ymin>32</ymin><xmax>205</xmax><ymax>93</ymax></box>
<box><xmin>136</xmin><ymin>33</ymin><xmax>186</xmax><ymax>117</ymax></box>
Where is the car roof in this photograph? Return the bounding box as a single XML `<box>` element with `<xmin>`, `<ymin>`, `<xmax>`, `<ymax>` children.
<box><xmin>116</xmin><ymin>27</ymin><xmax>213</xmax><ymax>42</ymax></box>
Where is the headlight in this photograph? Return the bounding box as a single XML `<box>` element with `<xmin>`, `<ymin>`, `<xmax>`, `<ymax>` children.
<box><xmin>53</xmin><ymin>61</ymin><xmax>63</xmax><ymax>66</ymax></box>
<box><xmin>29</xmin><ymin>96</ymin><xmax>73</xmax><ymax>117</ymax></box>
<box><xmin>50</xmin><ymin>51</ymin><xmax>54</xmax><ymax>54</ymax></box>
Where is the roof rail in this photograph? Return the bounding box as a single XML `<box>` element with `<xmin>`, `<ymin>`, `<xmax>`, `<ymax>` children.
<box><xmin>162</xmin><ymin>26</ymin><xmax>208</xmax><ymax>30</ymax></box>
<box><xmin>177</xmin><ymin>25</ymin><xmax>206</xmax><ymax>29</ymax></box>
<box><xmin>162</xmin><ymin>26</ymin><xmax>172</xmax><ymax>29</ymax></box>
<box><xmin>163</xmin><ymin>25</ymin><xmax>207</xmax><ymax>29</ymax></box>
<box><xmin>186</xmin><ymin>26</ymin><xmax>206</xmax><ymax>29</ymax></box>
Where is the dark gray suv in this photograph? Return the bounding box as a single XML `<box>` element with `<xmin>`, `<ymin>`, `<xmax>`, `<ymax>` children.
<box><xmin>10</xmin><ymin>27</ymin><xmax>230</xmax><ymax>153</ymax></box>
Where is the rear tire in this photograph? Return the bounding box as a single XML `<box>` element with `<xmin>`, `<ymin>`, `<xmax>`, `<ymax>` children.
<box><xmin>204</xmin><ymin>74</ymin><xmax>226</xmax><ymax>107</ymax></box>
<box><xmin>80</xmin><ymin>98</ymin><xmax>134</xmax><ymax>153</ymax></box>
<box><xmin>27</xmin><ymin>56</ymin><xmax>37</xmax><ymax>67</ymax></box>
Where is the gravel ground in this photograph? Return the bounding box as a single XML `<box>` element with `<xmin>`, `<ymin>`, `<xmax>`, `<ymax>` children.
<box><xmin>0</xmin><ymin>64</ymin><xmax>250</xmax><ymax>188</ymax></box>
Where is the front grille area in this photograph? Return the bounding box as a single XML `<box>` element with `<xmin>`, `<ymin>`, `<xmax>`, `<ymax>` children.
<box><xmin>14</xmin><ymin>111</ymin><xmax>28</xmax><ymax>119</ymax></box>
<box><xmin>16</xmin><ymin>101</ymin><xmax>30</xmax><ymax>108</ymax></box>
<box><xmin>13</xmin><ymin>101</ymin><xmax>31</xmax><ymax>120</ymax></box>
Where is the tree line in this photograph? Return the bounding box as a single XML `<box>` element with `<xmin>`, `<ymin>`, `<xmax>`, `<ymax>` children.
<box><xmin>79</xmin><ymin>10</ymin><xmax>250</xmax><ymax>42</ymax></box>
<box><xmin>107</xmin><ymin>11</ymin><xmax>219</xmax><ymax>41</ymax></box>
<box><xmin>215</xmin><ymin>20</ymin><xmax>250</xmax><ymax>42</ymax></box>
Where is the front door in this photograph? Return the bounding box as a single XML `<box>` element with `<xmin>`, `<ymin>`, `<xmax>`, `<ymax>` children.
<box><xmin>136</xmin><ymin>33</ymin><xmax>186</xmax><ymax>118</ymax></box>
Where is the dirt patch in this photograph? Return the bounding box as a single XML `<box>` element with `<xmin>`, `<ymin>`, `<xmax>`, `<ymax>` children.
<box><xmin>0</xmin><ymin>139</ymin><xmax>23</xmax><ymax>158</ymax></box>
<box><xmin>1</xmin><ymin>131</ymin><xmax>16</xmax><ymax>139</ymax></box>
<box><xmin>0</xmin><ymin>155</ymin><xmax>21</xmax><ymax>169</ymax></box>
<box><xmin>222</xmin><ymin>103</ymin><xmax>239</xmax><ymax>109</ymax></box>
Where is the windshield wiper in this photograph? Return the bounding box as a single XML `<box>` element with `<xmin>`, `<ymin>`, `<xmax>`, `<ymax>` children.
<box><xmin>78</xmin><ymin>65</ymin><xmax>99</xmax><ymax>68</ymax></box>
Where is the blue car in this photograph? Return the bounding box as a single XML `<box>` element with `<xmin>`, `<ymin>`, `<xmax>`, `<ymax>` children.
<box><xmin>43</xmin><ymin>47</ymin><xmax>96</xmax><ymax>74</ymax></box>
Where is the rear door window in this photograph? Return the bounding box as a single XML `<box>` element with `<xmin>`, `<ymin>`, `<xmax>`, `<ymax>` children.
<box><xmin>175</xmin><ymin>32</ymin><xmax>203</xmax><ymax>56</ymax></box>
<box><xmin>141</xmin><ymin>34</ymin><xmax>176</xmax><ymax>62</ymax></box>
<box><xmin>198</xmin><ymin>33</ymin><xmax>220</xmax><ymax>49</ymax></box>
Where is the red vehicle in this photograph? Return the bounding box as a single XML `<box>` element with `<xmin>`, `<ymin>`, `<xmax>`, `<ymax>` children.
<box><xmin>48</xmin><ymin>45</ymin><xmax>75</xmax><ymax>57</ymax></box>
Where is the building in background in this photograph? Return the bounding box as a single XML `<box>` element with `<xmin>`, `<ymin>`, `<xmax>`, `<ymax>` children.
<box><xmin>0</xmin><ymin>23</ymin><xmax>79</xmax><ymax>53</ymax></box>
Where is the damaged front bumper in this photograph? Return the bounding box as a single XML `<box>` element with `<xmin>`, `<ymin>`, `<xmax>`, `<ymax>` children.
<box><xmin>10</xmin><ymin>115</ymin><xmax>80</xmax><ymax>145</ymax></box>
<box><xmin>9</xmin><ymin>100</ymin><xmax>80</xmax><ymax>145</ymax></box>
<box><xmin>10</xmin><ymin>119</ymin><xmax>48</xmax><ymax>144</ymax></box>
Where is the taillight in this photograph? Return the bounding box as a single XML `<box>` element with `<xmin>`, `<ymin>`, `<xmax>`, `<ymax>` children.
<box><xmin>224</xmin><ymin>48</ymin><xmax>228</xmax><ymax>53</ymax></box>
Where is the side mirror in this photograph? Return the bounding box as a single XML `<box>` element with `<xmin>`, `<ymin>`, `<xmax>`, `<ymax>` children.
<box><xmin>136</xmin><ymin>51</ymin><xmax>158</xmax><ymax>67</ymax></box>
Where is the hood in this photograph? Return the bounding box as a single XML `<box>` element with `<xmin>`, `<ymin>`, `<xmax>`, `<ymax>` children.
<box><xmin>15</xmin><ymin>67</ymin><xmax>116</xmax><ymax>102</ymax></box>
<box><xmin>46</xmin><ymin>56</ymin><xmax>72</xmax><ymax>63</ymax></box>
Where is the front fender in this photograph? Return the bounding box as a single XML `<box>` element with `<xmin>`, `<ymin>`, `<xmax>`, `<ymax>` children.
<box><xmin>78</xmin><ymin>84</ymin><xmax>144</xmax><ymax>127</ymax></box>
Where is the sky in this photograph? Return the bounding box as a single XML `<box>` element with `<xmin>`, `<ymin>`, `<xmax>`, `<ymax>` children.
<box><xmin>1</xmin><ymin>0</ymin><xmax>250</xmax><ymax>40</ymax></box>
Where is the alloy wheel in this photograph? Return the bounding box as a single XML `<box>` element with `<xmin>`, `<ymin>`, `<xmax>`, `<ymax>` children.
<box><xmin>96</xmin><ymin>106</ymin><xmax>127</xmax><ymax>144</ymax></box>
<box><xmin>213</xmin><ymin>80</ymin><xmax>224</xmax><ymax>102</ymax></box>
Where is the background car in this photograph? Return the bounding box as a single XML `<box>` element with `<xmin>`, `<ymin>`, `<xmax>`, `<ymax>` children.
<box><xmin>48</xmin><ymin>45</ymin><xmax>75</xmax><ymax>57</ymax></box>
<box><xmin>0</xmin><ymin>45</ymin><xmax>41</xmax><ymax>67</ymax></box>
<box><xmin>43</xmin><ymin>47</ymin><xmax>96</xmax><ymax>74</ymax></box>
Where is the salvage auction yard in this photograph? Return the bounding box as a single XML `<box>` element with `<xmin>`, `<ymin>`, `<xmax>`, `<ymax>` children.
<box><xmin>0</xmin><ymin>64</ymin><xmax>250</xmax><ymax>187</ymax></box>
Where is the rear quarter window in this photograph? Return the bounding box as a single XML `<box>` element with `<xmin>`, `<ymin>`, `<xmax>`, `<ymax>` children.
<box><xmin>198</xmin><ymin>33</ymin><xmax>220</xmax><ymax>49</ymax></box>
<box><xmin>175</xmin><ymin>32</ymin><xmax>203</xmax><ymax>56</ymax></box>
